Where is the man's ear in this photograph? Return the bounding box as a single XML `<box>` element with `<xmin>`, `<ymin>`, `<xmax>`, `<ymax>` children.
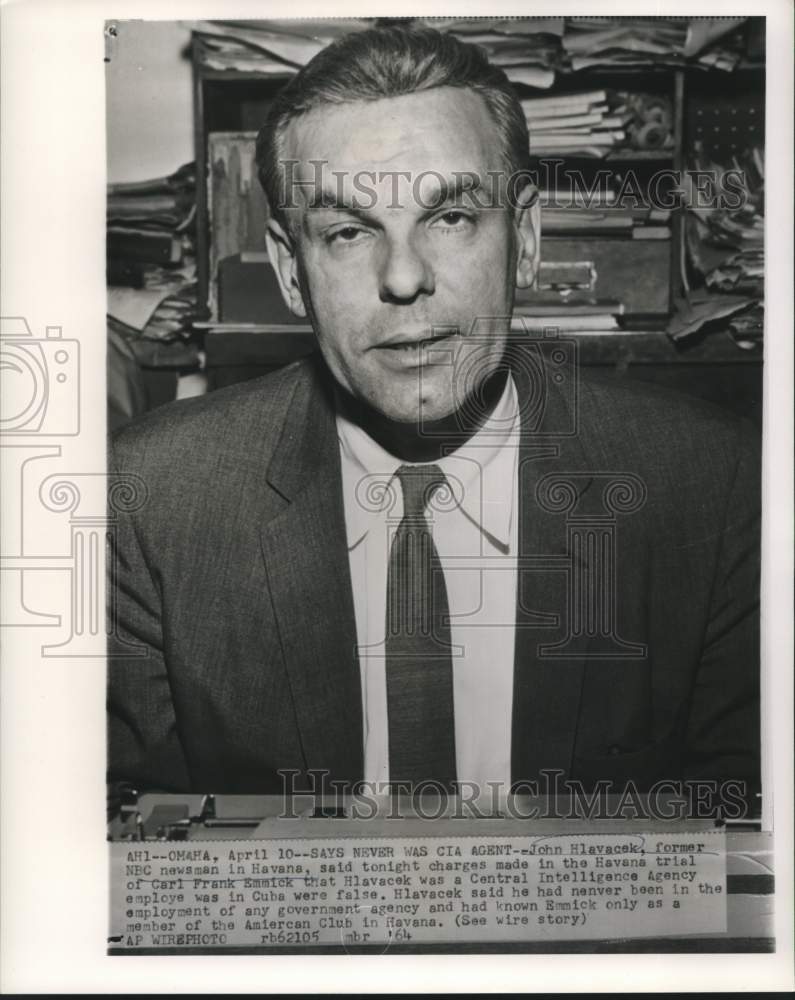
<box><xmin>514</xmin><ymin>184</ymin><xmax>541</xmax><ymax>291</ymax></box>
<box><xmin>265</xmin><ymin>217</ymin><xmax>307</xmax><ymax>317</ymax></box>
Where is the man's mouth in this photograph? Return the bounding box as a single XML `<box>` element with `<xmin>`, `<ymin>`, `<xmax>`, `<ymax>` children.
<box><xmin>378</xmin><ymin>330</ymin><xmax>458</xmax><ymax>352</ymax></box>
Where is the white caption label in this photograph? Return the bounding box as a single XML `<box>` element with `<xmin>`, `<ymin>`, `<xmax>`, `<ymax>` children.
<box><xmin>110</xmin><ymin>831</ymin><xmax>726</xmax><ymax>949</ymax></box>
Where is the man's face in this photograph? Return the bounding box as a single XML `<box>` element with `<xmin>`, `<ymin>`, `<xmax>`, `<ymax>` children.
<box><xmin>270</xmin><ymin>87</ymin><xmax>536</xmax><ymax>424</ymax></box>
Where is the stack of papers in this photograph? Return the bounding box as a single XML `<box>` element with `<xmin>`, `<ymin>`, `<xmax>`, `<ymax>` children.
<box><xmin>192</xmin><ymin>17</ymin><xmax>752</xmax><ymax>83</ymax></box>
<box><xmin>540</xmin><ymin>204</ymin><xmax>671</xmax><ymax>238</ymax></box>
<box><xmin>524</xmin><ymin>89</ymin><xmax>630</xmax><ymax>157</ymax></box>
<box><xmin>107</xmin><ymin>163</ymin><xmax>199</xmax><ymax>352</ymax></box>
<box><xmin>434</xmin><ymin>17</ymin><xmax>564</xmax><ymax>89</ymax></box>
<box><xmin>666</xmin><ymin>293</ymin><xmax>757</xmax><ymax>342</ymax></box>
<box><xmin>562</xmin><ymin>17</ymin><xmax>688</xmax><ymax>71</ymax></box>
<box><xmin>672</xmin><ymin>145</ymin><xmax>764</xmax><ymax>344</ymax></box>
<box><xmin>513</xmin><ymin>293</ymin><xmax>624</xmax><ymax>332</ymax></box>
<box><xmin>107</xmin><ymin>287</ymin><xmax>196</xmax><ymax>340</ymax></box>
<box><xmin>108</xmin><ymin>162</ymin><xmax>196</xmax><ymax>277</ymax></box>
<box><xmin>684</xmin><ymin>17</ymin><xmax>749</xmax><ymax>70</ymax></box>
<box><xmin>192</xmin><ymin>19</ymin><xmax>367</xmax><ymax>73</ymax></box>
<box><xmin>524</xmin><ymin>90</ymin><xmax>673</xmax><ymax>159</ymax></box>
<box><xmin>521</xmin><ymin>90</ymin><xmax>673</xmax><ymax>157</ymax></box>
<box><xmin>193</xmin><ymin>18</ymin><xmax>568</xmax><ymax>89</ymax></box>
<box><xmin>562</xmin><ymin>17</ymin><xmax>747</xmax><ymax>72</ymax></box>
<box><xmin>539</xmin><ymin>170</ymin><xmax>671</xmax><ymax>239</ymax></box>
<box><xmin>684</xmin><ymin>145</ymin><xmax>764</xmax><ymax>297</ymax></box>
<box><xmin>108</xmin><ymin>162</ymin><xmax>196</xmax><ymax>229</ymax></box>
<box><xmin>705</xmin><ymin>249</ymin><xmax>764</xmax><ymax>293</ymax></box>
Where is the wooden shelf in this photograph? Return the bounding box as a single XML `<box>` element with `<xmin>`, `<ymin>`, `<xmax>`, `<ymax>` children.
<box><xmin>191</xmin><ymin>22</ymin><xmax>764</xmax><ymax>428</ymax></box>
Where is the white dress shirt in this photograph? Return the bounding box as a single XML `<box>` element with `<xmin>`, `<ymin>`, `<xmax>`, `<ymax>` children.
<box><xmin>336</xmin><ymin>375</ymin><xmax>520</xmax><ymax>792</ymax></box>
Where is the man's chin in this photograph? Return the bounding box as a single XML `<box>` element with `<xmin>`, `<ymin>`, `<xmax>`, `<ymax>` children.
<box><xmin>375</xmin><ymin>396</ymin><xmax>460</xmax><ymax>428</ymax></box>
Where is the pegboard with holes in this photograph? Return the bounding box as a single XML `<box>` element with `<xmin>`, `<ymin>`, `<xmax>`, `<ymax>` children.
<box><xmin>684</xmin><ymin>71</ymin><xmax>765</xmax><ymax>161</ymax></box>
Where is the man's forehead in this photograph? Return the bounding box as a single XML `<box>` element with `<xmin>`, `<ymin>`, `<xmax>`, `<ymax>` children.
<box><xmin>281</xmin><ymin>86</ymin><xmax>503</xmax><ymax>179</ymax></box>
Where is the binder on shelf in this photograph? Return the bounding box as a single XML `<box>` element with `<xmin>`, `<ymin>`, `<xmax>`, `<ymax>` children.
<box><xmin>108</xmin><ymin>229</ymin><xmax>183</xmax><ymax>266</ymax></box>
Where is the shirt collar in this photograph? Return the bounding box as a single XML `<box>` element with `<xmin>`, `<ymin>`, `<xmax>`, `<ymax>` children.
<box><xmin>336</xmin><ymin>375</ymin><xmax>519</xmax><ymax>552</ymax></box>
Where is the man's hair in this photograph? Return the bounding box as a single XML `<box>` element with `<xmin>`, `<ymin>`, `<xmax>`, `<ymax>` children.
<box><xmin>255</xmin><ymin>24</ymin><xmax>531</xmax><ymax>227</ymax></box>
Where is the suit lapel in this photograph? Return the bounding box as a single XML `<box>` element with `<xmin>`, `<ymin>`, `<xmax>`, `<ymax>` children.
<box><xmin>260</xmin><ymin>360</ymin><xmax>364</xmax><ymax>787</ymax></box>
<box><xmin>509</xmin><ymin>341</ymin><xmax>592</xmax><ymax>787</ymax></box>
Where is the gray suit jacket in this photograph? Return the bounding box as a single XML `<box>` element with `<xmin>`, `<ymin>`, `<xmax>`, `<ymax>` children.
<box><xmin>108</xmin><ymin>347</ymin><xmax>760</xmax><ymax>798</ymax></box>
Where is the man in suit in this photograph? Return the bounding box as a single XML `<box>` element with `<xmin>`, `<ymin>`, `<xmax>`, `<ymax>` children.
<box><xmin>108</xmin><ymin>26</ymin><xmax>760</xmax><ymax>808</ymax></box>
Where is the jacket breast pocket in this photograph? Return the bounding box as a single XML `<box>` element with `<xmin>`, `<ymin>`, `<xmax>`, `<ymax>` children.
<box><xmin>571</xmin><ymin>727</ymin><xmax>684</xmax><ymax>791</ymax></box>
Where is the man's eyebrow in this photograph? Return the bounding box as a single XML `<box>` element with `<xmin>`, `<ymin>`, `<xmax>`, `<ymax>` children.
<box><xmin>299</xmin><ymin>174</ymin><xmax>490</xmax><ymax>221</ymax></box>
<box><xmin>303</xmin><ymin>187</ymin><xmax>371</xmax><ymax>218</ymax></box>
<box><xmin>423</xmin><ymin>173</ymin><xmax>484</xmax><ymax>210</ymax></box>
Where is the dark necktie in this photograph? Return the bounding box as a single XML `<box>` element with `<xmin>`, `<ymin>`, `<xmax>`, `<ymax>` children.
<box><xmin>385</xmin><ymin>464</ymin><xmax>457</xmax><ymax>793</ymax></box>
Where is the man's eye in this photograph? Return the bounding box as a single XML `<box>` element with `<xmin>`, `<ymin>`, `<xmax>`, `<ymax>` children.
<box><xmin>328</xmin><ymin>226</ymin><xmax>366</xmax><ymax>244</ymax></box>
<box><xmin>434</xmin><ymin>210</ymin><xmax>472</xmax><ymax>228</ymax></box>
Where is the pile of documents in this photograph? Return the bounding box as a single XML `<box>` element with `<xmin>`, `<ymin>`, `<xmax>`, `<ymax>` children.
<box><xmin>525</xmin><ymin>89</ymin><xmax>629</xmax><ymax>157</ymax></box>
<box><xmin>524</xmin><ymin>89</ymin><xmax>673</xmax><ymax>159</ymax></box>
<box><xmin>562</xmin><ymin>17</ymin><xmax>747</xmax><ymax>72</ymax></box>
<box><xmin>191</xmin><ymin>19</ymin><xmax>367</xmax><ymax>73</ymax></box>
<box><xmin>108</xmin><ymin>163</ymin><xmax>196</xmax><ymax>284</ymax></box>
<box><xmin>563</xmin><ymin>17</ymin><xmax>688</xmax><ymax>71</ymax></box>
<box><xmin>107</xmin><ymin>164</ymin><xmax>199</xmax><ymax>363</ymax></box>
<box><xmin>540</xmin><ymin>202</ymin><xmax>671</xmax><ymax>239</ymax></box>
<box><xmin>192</xmin><ymin>18</ymin><xmax>565</xmax><ymax>87</ymax></box>
<box><xmin>684</xmin><ymin>145</ymin><xmax>764</xmax><ymax>297</ymax></box>
<box><xmin>684</xmin><ymin>17</ymin><xmax>751</xmax><ymax>71</ymax></box>
<box><xmin>433</xmin><ymin>18</ymin><xmax>564</xmax><ymax>89</ymax></box>
<box><xmin>666</xmin><ymin>293</ymin><xmax>758</xmax><ymax>343</ymax></box>
<box><xmin>670</xmin><ymin>145</ymin><xmax>764</xmax><ymax>343</ymax></box>
<box><xmin>191</xmin><ymin>18</ymin><xmax>752</xmax><ymax>84</ymax></box>
<box><xmin>107</xmin><ymin>285</ymin><xmax>197</xmax><ymax>353</ymax></box>
<box><xmin>512</xmin><ymin>292</ymin><xmax>623</xmax><ymax>332</ymax></box>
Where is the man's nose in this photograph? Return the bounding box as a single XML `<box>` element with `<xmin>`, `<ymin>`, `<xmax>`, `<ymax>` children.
<box><xmin>377</xmin><ymin>233</ymin><xmax>435</xmax><ymax>302</ymax></box>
